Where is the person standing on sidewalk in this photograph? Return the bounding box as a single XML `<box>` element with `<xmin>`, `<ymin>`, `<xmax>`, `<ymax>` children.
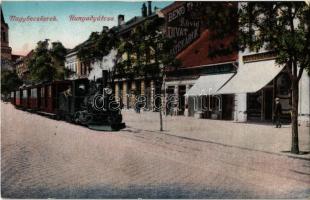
<box><xmin>274</xmin><ymin>97</ymin><xmax>282</xmax><ymax>128</ymax></box>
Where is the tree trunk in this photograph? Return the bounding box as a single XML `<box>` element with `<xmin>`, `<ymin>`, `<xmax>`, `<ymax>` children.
<box><xmin>159</xmin><ymin>81</ymin><xmax>164</xmax><ymax>131</ymax></box>
<box><xmin>159</xmin><ymin>107</ymin><xmax>163</xmax><ymax>131</ymax></box>
<box><xmin>291</xmin><ymin>78</ymin><xmax>299</xmax><ymax>154</ymax></box>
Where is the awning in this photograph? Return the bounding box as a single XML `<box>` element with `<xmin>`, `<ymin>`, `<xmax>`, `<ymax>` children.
<box><xmin>185</xmin><ymin>73</ymin><xmax>234</xmax><ymax>96</ymax></box>
<box><xmin>216</xmin><ymin>59</ymin><xmax>284</xmax><ymax>94</ymax></box>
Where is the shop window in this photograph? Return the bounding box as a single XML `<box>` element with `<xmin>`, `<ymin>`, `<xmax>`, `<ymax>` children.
<box><xmin>276</xmin><ymin>73</ymin><xmax>291</xmax><ymax>96</ymax></box>
<box><xmin>247</xmin><ymin>92</ymin><xmax>262</xmax><ymax>120</ymax></box>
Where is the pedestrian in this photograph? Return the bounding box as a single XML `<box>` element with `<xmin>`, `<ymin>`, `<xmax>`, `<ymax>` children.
<box><xmin>274</xmin><ymin>97</ymin><xmax>282</xmax><ymax>128</ymax></box>
<box><xmin>135</xmin><ymin>100</ymin><xmax>141</xmax><ymax>113</ymax></box>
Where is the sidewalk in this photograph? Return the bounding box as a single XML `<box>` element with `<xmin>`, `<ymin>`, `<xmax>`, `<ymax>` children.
<box><xmin>122</xmin><ymin>109</ymin><xmax>310</xmax><ymax>160</ymax></box>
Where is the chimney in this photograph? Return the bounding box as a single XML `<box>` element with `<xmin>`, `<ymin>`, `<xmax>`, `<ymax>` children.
<box><xmin>142</xmin><ymin>3</ymin><xmax>147</xmax><ymax>17</ymax></box>
<box><xmin>147</xmin><ymin>1</ymin><xmax>152</xmax><ymax>16</ymax></box>
<box><xmin>118</xmin><ymin>14</ymin><xmax>125</xmax><ymax>26</ymax></box>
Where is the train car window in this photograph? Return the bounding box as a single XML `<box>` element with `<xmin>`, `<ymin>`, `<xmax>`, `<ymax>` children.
<box><xmin>23</xmin><ymin>90</ymin><xmax>27</xmax><ymax>99</ymax></box>
<box><xmin>31</xmin><ymin>88</ymin><xmax>37</xmax><ymax>98</ymax></box>
<box><xmin>41</xmin><ymin>87</ymin><xmax>45</xmax><ymax>97</ymax></box>
<box><xmin>16</xmin><ymin>91</ymin><xmax>20</xmax><ymax>97</ymax></box>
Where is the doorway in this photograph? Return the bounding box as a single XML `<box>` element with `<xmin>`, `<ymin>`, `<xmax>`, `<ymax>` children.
<box><xmin>264</xmin><ymin>88</ymin><xmax>273</xmax><ymax>121</ymax></box>
<box><xmin>178</xmin><ymin>85</ymin><xmax>186</xmax><ymax>115</ymax></box>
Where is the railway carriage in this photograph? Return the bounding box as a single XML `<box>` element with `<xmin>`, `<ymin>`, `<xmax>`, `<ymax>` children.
<box><xmin>10</xmin><ymin>91</ymin><xmax>15</xmax><ymax>105</ymax></box>
<box><xmin>40</xmin><ymin>84</ymin><xmax>47</xmax><ymax>111</ymax></box>
<box><xmin>21</xmin><ymin>87</ymin><xmax>30</xmax><ymax>110</ymax></box>
<box><xmin>15</xmin><ymin>89</ymin><xmax>22</xmax><ymax>107</ymax></box>
<box><xmin>29</xmin><ymin>85</ymin><xmax>40</xmax><ymax>111</ymax></box>
<box><xmin>11</xmin><ymin>70</ymin><xmax>125</xmax><ymax>131</ymax></box>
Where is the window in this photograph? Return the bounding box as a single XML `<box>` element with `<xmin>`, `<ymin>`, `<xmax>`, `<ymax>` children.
<box><xmin>23</xmin><ymin>90</ymin><xmax>28</xmax><ymax>99</ymax></box>
<box><xmin>31</xmin><ymin>88</ymin><xmax>37</xmax><ymax>98</ymax></box>
<box><xmin>41</xmin><ymin>87</ymin><xmax>45</xmax><ymax>97</ymax></box>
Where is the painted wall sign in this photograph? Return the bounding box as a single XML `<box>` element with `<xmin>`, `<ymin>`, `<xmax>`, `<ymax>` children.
<box><xmin>165</xmin><ymin>2</ymin><xmax>203</xmax><ymax>55</ymax></box>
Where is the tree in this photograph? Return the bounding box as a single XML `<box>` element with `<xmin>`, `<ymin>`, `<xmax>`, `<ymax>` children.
<box><xmin>77</xmin><ymin>27</ymin><xmax>120</xmax><ymax>82</ymax></box>
<box><xmin>116</xmin><ymin>17</ymin><xmax>181</xmax><ymax>131</ymax></box>
<box><xmin>199</xmin><ymin>2</ymin><xmax>310</xmax><ymax>154</ymax></box>
<box><xmin>1</xmin><ymin>69</ymin><xmax>23</xmax><ymax>98</ymax></box>
<box><xmin>50</xmin><ymin>41</ymin><xmax>67</xmax><ymax>80</ymax></box>
<box><xmin>75</xmin><ymin>19</ymin><xmax>180</xmax><ymax>131</ymax></box>
<box><xmin>238</xmin><ymin>2</ymin><xmax>310</xmax><ymax>154</ymax></box>
<box><xmin>28</xmin><ymin>39</ymin><xmax>67</xmax><ymax>83</ymax></box>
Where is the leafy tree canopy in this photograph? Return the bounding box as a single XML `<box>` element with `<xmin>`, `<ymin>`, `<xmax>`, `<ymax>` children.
<box><xmin>206</xmin><ymin>2</ymin><xmax>310</xmax><ymax>154</ymax></box>
<box><xmin>28</xmin><ymin>39</ymin><xmax>67</xmax><ymax>83</ymax></box>
<box><xmin>1</xmin><ymin>69</ymin><xmax>23</xmax><ymax>95</ymax></box>
<box><xmin>238</xmin><ymin>2</ymin><xmax>310</xmax><ymax>77</ymax></box>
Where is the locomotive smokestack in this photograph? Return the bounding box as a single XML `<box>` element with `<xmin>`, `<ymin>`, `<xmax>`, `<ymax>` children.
<box><xmin>102</xmin><ymin>70</ymin><xmax>108</xmax><ymax>87</ymax></box>
<box><xmin>118</xmin><ymin>14</ymin><xmax>125</xmax><ymax>26</ymax></box>
<box><xmin>147</xmin><ymin>1</ymin><xmax>152</xmax><ymax>16</ymax></box>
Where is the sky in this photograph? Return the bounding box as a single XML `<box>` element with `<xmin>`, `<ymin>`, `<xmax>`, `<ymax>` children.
<box><xmin>1</xmin><ymin>1</ymin><xmax>172</xmax><ymax>56</ymax></box>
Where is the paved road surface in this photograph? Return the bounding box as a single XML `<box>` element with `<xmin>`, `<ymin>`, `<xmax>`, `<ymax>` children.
<box><xmin>1</xmin><ymin>103</ymin><xmax>310</xmax><ymax>198</ymax></box>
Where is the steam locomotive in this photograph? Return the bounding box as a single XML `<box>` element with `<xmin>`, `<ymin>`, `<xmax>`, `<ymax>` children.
<box><xmin>10</xmin><ymin>70</ymin><xmax>125</xmax><ymax>131</ymax></box>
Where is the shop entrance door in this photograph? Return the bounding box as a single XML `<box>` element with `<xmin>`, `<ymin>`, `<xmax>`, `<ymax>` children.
<box><xmin>178</xmin><ymin>85</ymin><xmax>186</xmax><ymax>115</ymax></box>
<box><xmin>222</xmin><ymin>95</ymin><xmax>234</xmax><ymax>120</ymax></box>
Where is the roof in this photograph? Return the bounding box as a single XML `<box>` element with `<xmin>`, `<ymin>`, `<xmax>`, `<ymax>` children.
<box><xmin>66</xmin><ymin>38</ymin><xmax>91</xmax><ymax>54</ymax></box>
<box><xmin>25</xmin><ymin>50</ymin><xmax>34</xmax><ymax>58</ymax></box>
<box><xmin>117</xmin><ymin>13</ymin><xmax>157</xmax><ymax>36</ymax></box>
<box><xmin>176</xmin><ymin>30</ymin><xmax>238</xmax><ymax>68</ymax></box>
<box><xmin>11</xmin><ymin>54</ymin><xmax>24</xmax><ymax>62</ymax></box>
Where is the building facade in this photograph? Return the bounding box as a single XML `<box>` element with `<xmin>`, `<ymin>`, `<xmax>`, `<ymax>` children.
<box><xmin>113</xmin><ymin>1</ymin><xmax>161</xmax><ymax>110</ymax></box>
<box><xmin>161</xmin><ymin>2</ymin><xmax>238</xmax><ymax>118</ymax></box>
<box><xmin>185</xmin><ymin>49</ymin><xmax>310</xmax><ymax>123</ymax></box>
<box><xmin>228</xmin><ymin>51</ymin><xmax>310</xmax><ymax>123</ymax></box>
<box><xmin>64</xmin><ymin>49</ymin><xmax>81</xmax><ymax>79</ymax></box>
<box><xmin>15</xmin><ymin>50</ymin><xmax>33</xmax><ymax>81</ymax></box>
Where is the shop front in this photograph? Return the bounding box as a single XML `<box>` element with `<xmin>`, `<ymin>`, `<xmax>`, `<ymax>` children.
<box><xmin>216</xmin><ymin>52</ymin><xmax>310</xmax><ymax>123</ymax></box>
<box><xmin>185</xmin><ymin>72</ymin><xmax>235</xmax><ymax>120</ymax></box>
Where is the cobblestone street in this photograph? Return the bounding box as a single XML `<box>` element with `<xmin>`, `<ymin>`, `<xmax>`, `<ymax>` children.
<box><xmin>1</xmin><ymin>102</ymin><xmax>310</xmax><ymax>198</ymax></box>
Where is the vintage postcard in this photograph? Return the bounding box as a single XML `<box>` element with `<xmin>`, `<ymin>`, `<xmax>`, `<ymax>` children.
<box><xmin>1</xmin><ymin>0</ymin><xmax>310</xmax><ymax>199</ymax></box>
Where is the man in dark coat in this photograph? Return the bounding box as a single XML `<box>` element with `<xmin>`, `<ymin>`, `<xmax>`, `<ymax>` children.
<box><xmin>274</xmin><ymin>97</ymin><xmax>282</xmax><ymax>128</ymax></box>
